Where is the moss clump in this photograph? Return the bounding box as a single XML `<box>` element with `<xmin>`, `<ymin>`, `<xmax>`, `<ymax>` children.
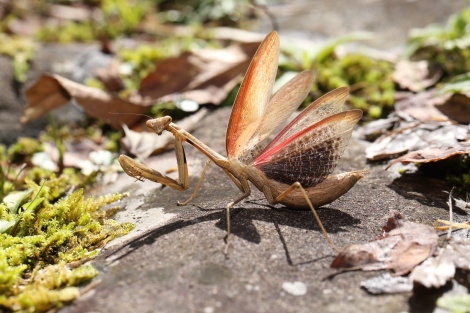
<box><xmin>405</xmin><ymin>8</ymin><xmax>470</xmax><ymax>80</ymax></box>
<box><xmin>313</xmin><ymin>53</ymin><xmax>395</xmax><ymax>119</ymax></box>
<box><xmin>279</xmin><ymin>34</ymin><xmax>395</xmax><ymax>120</ymax></box>
<box><xmin>0</xmin><ymin>174</ymin><xmax>133</xmax><ymax>312</ymax></box>
<box><xmin>35</xmin><ymin>0</ymin><xmax>151</xmax><ymax>43</ymax></box>
<box><xmin>0</xmin><ymin>33</ymin><xmax>35</xmax><ymax>83</ymax></box>
<box><xmin>7</xmin><ymin>138</ymin><xmax>43</xmax><ymax>164</ymax></box>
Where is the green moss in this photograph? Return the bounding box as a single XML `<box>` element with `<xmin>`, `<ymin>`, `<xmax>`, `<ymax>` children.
<box><xmin>157</xmin><ymin>0</ymin><xmax>247</xmax><ymax>26</ymax></box>
<box><xmin>0</xmin><ymin>34</ymin><xmax>35</xmax><ymax>83</ymax></box>
<box><xmin>0</xmin><ymin>130</ymin><xmax>133</xmax><ymax>312</ymax></box>
<box><xmin>0</xmin><ymin>174</ymin><xmax>133</xmax><ymax>312</ymax></box>
<box><xmin>35</xmin><ymin>0</ymin><xmax>151</xmax><ymax>43</ymax></box>
<box><xmin>278</xmin><ymin>34</ymin><xmax>394</xmax><ymax>120</ymax></box>
<box><xmin>7</xmin><ymin>138</ymin><xmax>43</xmax><ymax>164</ymax></box>
<box><xmin>405</xmin><ymin>8</ymin><xmax>470</xmax><ymax>79</ymax></box>
<box><xmin>312</xmin><ymin>53</ymin><xmax>394</xmax><ymax>120</ymax></box>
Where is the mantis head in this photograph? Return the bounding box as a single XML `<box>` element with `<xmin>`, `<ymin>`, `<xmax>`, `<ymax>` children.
<box><xmin>146</xmin><ymin>116</ymin><xmax>172</xmax><ymax>135</ymax></box>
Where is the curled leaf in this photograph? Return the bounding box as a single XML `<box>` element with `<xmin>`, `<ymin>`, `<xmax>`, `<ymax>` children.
<box><xmin>331</xmin><ymin>211</ymin><xmax>438</xmax><ymax>275</ymax></box>
<box><xmin>386</xmin><ymin>143</ymin><xmax>470</xmax><ymax>168</ymax></box>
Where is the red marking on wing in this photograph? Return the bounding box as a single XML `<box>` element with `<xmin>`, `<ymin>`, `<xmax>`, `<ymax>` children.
<box><xmin>253</xmin><ymin>110</ymin><xmax>362</xmax><ymax>187</ymax></box>
<box><xmin>237</xmin><ymin>70</ymin><xmax>315</xmax><ymax>164</ymax></box>
<box><xmin>262</xmin><ymin>87</ymin><xmax>349</xmax><ymax>154</ymax></box>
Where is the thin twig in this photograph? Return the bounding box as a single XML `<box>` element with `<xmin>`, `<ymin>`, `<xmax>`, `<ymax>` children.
<box><xmin>447</xmin><ymin>186</ymin><xmax>456</xmax><ymax>239</ymax></box>
<box><xmin>250</xmin><ymin>0</ymin><xmax>279</xmax><ymax>31</ymax></box>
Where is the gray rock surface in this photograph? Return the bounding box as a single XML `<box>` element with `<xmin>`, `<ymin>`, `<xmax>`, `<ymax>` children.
<box><xmin>62</xmin><ymin>107</ymin><xmax>459</xmax><ymax>313</ymax></box>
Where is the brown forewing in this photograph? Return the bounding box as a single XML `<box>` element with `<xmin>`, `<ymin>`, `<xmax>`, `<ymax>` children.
<box><xmin>225</xmin><ymin>31</ymin><xmax>279</xmax><ymax>159</ymax></box>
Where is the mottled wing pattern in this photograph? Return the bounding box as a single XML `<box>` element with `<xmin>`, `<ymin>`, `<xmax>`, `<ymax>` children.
<box><xmin>226</xmin><ymin>31</ymin><xmax>279</xmax><ymax>160</ymax></box>
<box><xmin>238</xmin><ymin>70</ymin><xmax>315</xmax><ymax>164</ymax></box>
<box><xmin>261</xmin><ymin>87</ymin><xmax>349</xmax><ymax>154</ymax></box>
<box><xmin>253</xmin><ymin>110</ymin><xmax>362</xmax><ymax>188</ymax></box>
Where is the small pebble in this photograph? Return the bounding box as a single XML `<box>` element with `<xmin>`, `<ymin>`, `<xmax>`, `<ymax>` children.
<box><xmin>282</xmin><ymin>281</ymin><xmax>307</xmax><ymax>296</ymax></box>
<box><xmin>203</xmin><ymin>307</ymin><xmax>214</xmax><ymax>313</ymax></box>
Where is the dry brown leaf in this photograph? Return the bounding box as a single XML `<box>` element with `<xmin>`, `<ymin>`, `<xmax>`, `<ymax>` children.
<box><xmin>410</xmin><ymin>242</ymin><xmax>470</xmax><ymax>288</ymax></box>
<box><xmin>366</xmin><ymin>121</ymin><xmax>469</xmax><ymax>161</ymax></box>
<box><xmin>395</xmin><ymin>90</ymin><xmax>452</xmax><ymax>122</ymax></box>
<box><xmin>386</xmin><ymin>143</ymin><xmax>470</xmax><ymax>169</ymax></box>
<box><xmin>330</xmin><ymin>211</ymin><xmax>438</xmax><ymax>275</ymax></box>
<box><xmin>23</xmin><ymin>40</ymin><xmax>259</xmax><ymax>129</ymax></box>
<box><xmin>137</xmin><ymin>52</ymin><xmax>196</xmax><ymax>101</ymax></box>
<box><xmin>136</xmin><ymin>42</ymin><xmax>260</xmax><ymax>105</ymax></box>
<box><xmin>409</xmin><ymin>245</ymin><xmax>456</xmax><ymax>288</ymax></box>
<box><xmin>395</xmin><ymin>89</ymin><xmax>470</xmax><ymax>124</ymax></box>
<box><xmin>436</xmin><ymin>93</ymin><xmax>470</xmax><ymax>124</ymax></box>
<box><xmin>22</xmin><ymin>74</ymin><xmax>146</xmax><ymax>129</ymax></box>
<box><xmin>95</xmin><ymin>59</ymin><xmax>124</xmax><ymax>92</ymax></box>
<box><xmin>393</xmin><ymin>60</ymin><xmax>441</xmax><ymax>92</ymax></box>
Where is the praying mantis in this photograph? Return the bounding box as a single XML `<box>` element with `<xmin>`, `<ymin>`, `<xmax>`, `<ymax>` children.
<box><xmin>118</xmin><ymin>31</ymin><xmax>364</xmax><ymax>251</ymax></box>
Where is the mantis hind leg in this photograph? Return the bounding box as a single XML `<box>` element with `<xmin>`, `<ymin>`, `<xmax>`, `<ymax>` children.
<box><xmin>275</xmin><ymin>182</ymin><xmax>339</xmax><ymax>252</ymax></box>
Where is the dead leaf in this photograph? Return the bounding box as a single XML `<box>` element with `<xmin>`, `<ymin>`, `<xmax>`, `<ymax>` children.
<box><xmin>366</xmin><ymin>121</ymin><xmax>469</xmax><ymax>161</ymax></box>
<box><xmin>137</xmin><ymin>52</ymin><xmax>196</xmax><ymax>101</ymax></box>
<box><xmin>409</xmin><ymin>245</ymin><xmax>456</xmax><ymax>288</ymax></box>
<box><xmin>120</xmin><ymin>109</ymin><xmax>208</xmax><ymax>158</ymax></box>
<box><xmin>23</xmin><ymin>41</ymin><xmax>259</xmax><ymax>128</ymax></box>
<box><xmin>330</xmin><ymin>211</ymin><xmax>438</xmax><ymax>275</ymax></box>
<box><xmin>436</xmin><ymin>93</ymin><xmax>470</xmax><ymax>124</ymax></box>
<box><xmin>386</xmin><ymin>143</ymin><xmax>470</xmax><ymax>169</ymax></box>
<box><xmin>394</xmin><ymin>89</ymin><xmax>452</xmax><ymax>122</ymax></box>
<box><xmin>136</xmin><ymin>42</ymin><xmax>259</xmax><ymax>105</ymax></box>
<box><xmin>22</xmin><ymin>74</ymin><xmax>146</xmax><ymax>129</ymax></box>
<box><xmin>393</xmin><ymin>60</ymin><xmax>442</xmax><ymax>92</ymax></box>
<box><xmin>410</xmin><ymin>241</ymin><xmax>470</xmax><ymax>289</ymax></box>
<box><xmin>395</xmin><ymin>60</ymin><xmax>442</xmax><ymax>92</ymax></box>
<box><xmin>395</xmin><ymin>89</ymin><xmax>470</xmax><ymax>124</ymax></box>
<box><xmin>95</xmin><ymin>58</ymin><xmax>124</xmax><ymax>92</ymax></box>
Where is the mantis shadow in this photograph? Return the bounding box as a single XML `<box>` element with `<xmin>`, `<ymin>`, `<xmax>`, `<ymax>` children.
<box><xmin>102</xmin><ymin>200</ymin><xmax>359</xmax><ymax>265</ymax></box>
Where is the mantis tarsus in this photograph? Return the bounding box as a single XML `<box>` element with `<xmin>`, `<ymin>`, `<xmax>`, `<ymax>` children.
<box><xmin>119</xmin><ymin>31</ymin><xmax>365</xmax><ymax>252</ymax></box>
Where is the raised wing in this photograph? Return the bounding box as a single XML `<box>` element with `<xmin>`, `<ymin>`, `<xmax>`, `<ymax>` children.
<box><xmin>237</xmin><ymin>70</ymin><xmax>315</xmax><ymax>164</ymax></box>
<box><xmin>261</xmin><ymin>87</ymin><xmax>349</xmax><ymax>154</ymax></box>
<box><xmin>253</xmin><ymin>109</ymin><xmax>362</xmax><ymax>188</ymax></box>
<box><xmin>226</xmin><ymin>31</ymin><xmax>279</xmax><ymax>161</ymax></box>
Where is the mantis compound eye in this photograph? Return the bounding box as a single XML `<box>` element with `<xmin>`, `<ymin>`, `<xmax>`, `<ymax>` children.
<box><xmin>146</xmin><ymin>116</ymin><xmax>172</xmax><ymax>135</ymax></box>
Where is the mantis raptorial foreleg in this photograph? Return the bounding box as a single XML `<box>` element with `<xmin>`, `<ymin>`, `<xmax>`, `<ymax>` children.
<box><xmin>119</xmin><ymin>134</ymin><xmax>189</xmax><ymax>191</ymax></box>
<box><xmin>274</xmin><ymin>182</ymin><xmax>340</xmax><ymax>252</ymax></box>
